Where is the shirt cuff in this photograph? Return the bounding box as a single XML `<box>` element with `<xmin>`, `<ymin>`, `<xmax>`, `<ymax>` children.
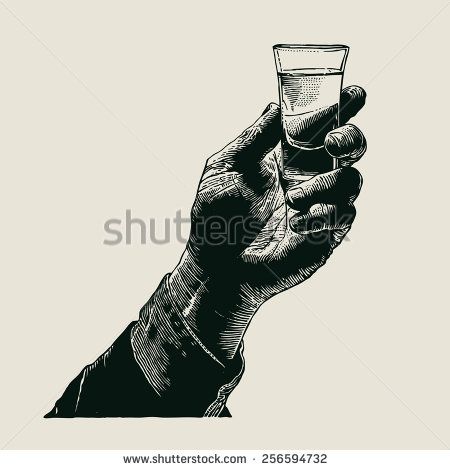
<box><xmin>131</xmin><ymin>274</ymin><xmax>244</xmax><ymax>417</ymax></box>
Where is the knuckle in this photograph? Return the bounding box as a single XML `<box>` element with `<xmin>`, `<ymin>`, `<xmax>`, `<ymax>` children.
<box><xmin>344</xmin><ymin>122</ymin><xmax>363</xmax><ymax>137</ymax></box>
<box><xmin>342</xmin><ymin>85</ymin><xmax>367</xmax><ymax>108</ymax></box>
<box><xmin>337</xmin><ymin>166</ymin><xmax>363</xmax><ymax>195</ymax></box>
<box><xmin>348</xmin><ymin>124</ymin><xmax>366</xmax><ymax>154</ymax></box>
<box><xmin>343</xmin><ymin>85</ymin><xmax>367</xmax><ymax>100</ymax></box>
<box><xmin>240</xmin><ymin>124</ymin><xmax>261</xmax><ymax>145</ymax></box>
<box><xmin>346</xmin><ymin>204</ymin><xmax>357</xmax><ymax>220</ymax></box>
<box><xmin>336</xmin><ymin>204</ymin><xmax>356</xmax><ymax>228</ymax></box>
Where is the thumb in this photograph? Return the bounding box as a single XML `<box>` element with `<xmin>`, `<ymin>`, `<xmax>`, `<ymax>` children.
<box><xmin>219</xmin><ymin>103</ymin><xmax>281</xmax><ymax>165</ymax></box>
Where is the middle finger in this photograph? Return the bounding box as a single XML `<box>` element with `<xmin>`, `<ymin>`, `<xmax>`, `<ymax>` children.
<box><xmin>286</xmin><ymin>166</ymin><xmax>363</xmax><ymax>213</ymax></box>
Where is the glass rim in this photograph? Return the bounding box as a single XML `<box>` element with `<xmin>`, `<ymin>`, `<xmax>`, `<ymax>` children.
<box><xmin>273</xmin><ymin>44</ymin><xmax>349</xmax><ymax>52</ymax></box>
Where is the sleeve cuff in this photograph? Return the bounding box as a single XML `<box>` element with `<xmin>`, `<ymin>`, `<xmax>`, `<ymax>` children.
<box><xmin>131</xmin><ymin>274</ymin><xmax>244</xmax><ymax>417</ymax></box>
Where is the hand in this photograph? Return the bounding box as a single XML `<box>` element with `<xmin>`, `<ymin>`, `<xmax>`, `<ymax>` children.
<box><xmin>169</xmin><ymin>86</ymin><xmax>367</xmax><ymax>361</ymax></box>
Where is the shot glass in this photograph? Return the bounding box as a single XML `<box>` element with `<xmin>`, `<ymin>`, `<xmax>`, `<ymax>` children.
<box><xmin>273</xmin><ymin>44</ymin><xmax>349</xmax><ymax>181</ymax></box>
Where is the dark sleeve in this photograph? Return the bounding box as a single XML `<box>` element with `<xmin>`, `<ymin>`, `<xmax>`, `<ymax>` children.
<box><xmin>45</xmin><ymin>275</ymin><xmax>244</xmax><ymax>418</ymax></box>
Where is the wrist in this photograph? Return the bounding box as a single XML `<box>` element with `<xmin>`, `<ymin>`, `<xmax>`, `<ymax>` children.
<box><xmin>168</xmin><ymin>250</ymin><xmax>258</xmax><ymax>361</ymax></box>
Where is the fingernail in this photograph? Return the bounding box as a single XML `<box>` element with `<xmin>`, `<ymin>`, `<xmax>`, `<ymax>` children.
<box><xmin>262</xmin><ymin>102</ymin><xmax>278</xmax><ymax>115</ymax></box>
<box><xmin>324</xmin><ymin>132</ymin><xmax>342</xmax><ymax>157</ymax></box>
<box><xmin>325</xmin><ymin>124</ymin><xmax>363</xmax><ymax>157</ymax></box>
<box><xmin>289</xmin><ymin>216</ymin><xmax>308</xmax><ymax>232</ymax></box>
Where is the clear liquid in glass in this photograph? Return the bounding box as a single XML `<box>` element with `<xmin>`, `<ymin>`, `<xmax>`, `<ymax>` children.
<box><xmin>278</xmin><ymin>68</ymin><xmax>343</xmax><ymax>179</ymax></box>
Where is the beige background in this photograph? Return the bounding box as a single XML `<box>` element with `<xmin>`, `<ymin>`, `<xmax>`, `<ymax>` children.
<box><xmin>1</xmin><ymin>0</ymin><xmax>449</xmax><ymax>450</ymax></box>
